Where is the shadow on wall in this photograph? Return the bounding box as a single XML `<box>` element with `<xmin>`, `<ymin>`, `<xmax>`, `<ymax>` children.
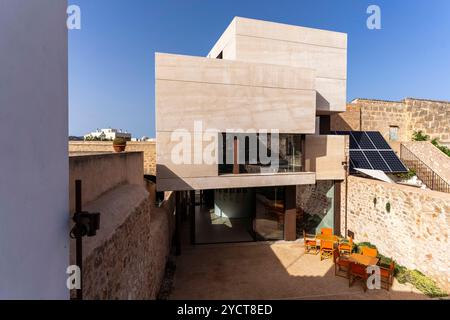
<box><xmin>156</xmin><ymin>164</ymin><xmax>195</xmax><ymax>191</ymax></box>
<box><xmin>330</xmin><ymin>105</ymin><xmax>361</xmax><ymax>132</ymax></box>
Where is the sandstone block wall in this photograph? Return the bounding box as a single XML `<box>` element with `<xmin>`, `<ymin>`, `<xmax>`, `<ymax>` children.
<box><xmin>331</xmin><ymin>98</ymin><xmax>450</xmax><ymax>147</ymax></box>
<box><xmin>69</xmin><ymin>141</ymin><xmax>156</xmax><ymax>175</ymax></box>
<box><xmin>69</xmin><ymin>151</ymin><xmax>174</xmax><ymax>299</ymax></box>
<box><xmin>80</xmin><ymin>191</ymin><xmax>175</xmax><ymax>300</ymax></box>
<box><xmin>69</xmin><ymin>152</ymin><xmax>144</xmax><ymax>214</ymax></box>
<box><xmin>343</xmin><ymin>176</ymin><xmax>450</xmax><ymax>292</ymax></box>
<box><xmin>402</xmin><ymin>141</ymin><xmax>450</xmax><ymax>184</ymax></box>
<box><xmin>405</xmin><ymin>98</ymin><xmax>450</xmax><ymax>144</ymax></box>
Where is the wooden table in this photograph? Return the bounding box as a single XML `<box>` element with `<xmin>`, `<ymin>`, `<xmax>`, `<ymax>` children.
<box><xmin>315</xmin><ymin>234</ymin><xmax>340</xmax><ymax>243</ymax></box>
<box><xmin>349</xmin><ymin>253</ymin><xmax>379</xmax><ymax>266</ymax></box>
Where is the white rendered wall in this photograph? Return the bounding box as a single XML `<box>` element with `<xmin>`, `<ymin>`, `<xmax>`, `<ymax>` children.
<box><xmin>0</xmin><ymin>0</ymin><xmax>69</xmax><ymax>299</ymax></box>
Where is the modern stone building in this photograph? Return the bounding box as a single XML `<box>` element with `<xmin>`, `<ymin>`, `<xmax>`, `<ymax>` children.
<box><xmin>155</xmin><ymin>17</ymin><xmax>348</xmax><ymax>244</ymax></box>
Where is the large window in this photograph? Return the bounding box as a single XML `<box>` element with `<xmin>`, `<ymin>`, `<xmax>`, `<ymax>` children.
<box><xmin>218</xmin><ymin>133</ymin><xmax>303</xmax><ymax>175</ymax></box>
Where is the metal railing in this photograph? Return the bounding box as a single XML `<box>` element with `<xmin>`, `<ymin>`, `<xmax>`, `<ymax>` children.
<box><xmin>400</xmin><ymin>144</ymin><xmax>450</xmax><ymax>193</ymax></box>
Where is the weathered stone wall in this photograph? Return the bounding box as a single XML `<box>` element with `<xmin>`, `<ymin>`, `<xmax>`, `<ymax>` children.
<box><xmin>402</xmin><ymin>141</ymin><xmax>450</xmax><ymax>184</ymax></box>
<box><xmin>69</xmin><ymin>151</ymin><xmax>175</xmax><ymax>300</ymax></box>
<box><xmin>69</xmin><ymin>141</ymin><xmax>156</xmax><ymax>175</ymax></box>
<box><xmin>79</xmin><ymin>190</ymin><xmax>175</xmax><ymax>300</ymax></box>
<box><xmin>69</xmin><ymin>152</ymin><xmax>144</xmax><ymax>214</ymax></box>
<box><xmin>296</xmin><ymin>181</ymin><xmax>336</xmax><ymax>235</ymax></box>
<box><xmin>344</xmin><ymin>176</ymin><xmax>450</xmax><ymax>292</ymax></box>
<box><xmin>405</xmin><ymin>98</ymin><xmax>450</xmax><ymax>144</ymax></box>
<box><xmin>331</xmin><ymin>98</ymin><xmax>450</xmax><ymax>146</ymax></box>
<box><xmin>330</xmin><ymin>103</ymin><xmax>361</xmax><ymax>131</ymax></box>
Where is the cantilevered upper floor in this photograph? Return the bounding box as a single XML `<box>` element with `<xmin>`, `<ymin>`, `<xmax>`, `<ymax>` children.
<box><xmin>155</xmin><ymin>17</ymin><xmax>348</xmax><ymax>191</ymax></box>
<box><xmin>207</xmin><ymin>17</ymin><xmax>347</xmax><ymax>114</ymax></box>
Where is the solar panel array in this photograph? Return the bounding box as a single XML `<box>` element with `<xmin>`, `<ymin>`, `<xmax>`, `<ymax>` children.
<box><xmin>332</xmin><ymin>131</ymin><xmax>408</xmax><ymax>173</ymax></box>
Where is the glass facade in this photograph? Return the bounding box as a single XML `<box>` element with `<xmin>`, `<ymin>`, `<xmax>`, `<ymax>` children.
<box><xmin>219</xmin><ymin>133</ymin><xmax>303</xmax><ymax>175</ymax></box>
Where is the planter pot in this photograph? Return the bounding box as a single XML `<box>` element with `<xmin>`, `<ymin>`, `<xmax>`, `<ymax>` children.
<box><xmin>113</xmin><ymin>144</ymin><xmax>126</xmax><ymax>152</ymax></box>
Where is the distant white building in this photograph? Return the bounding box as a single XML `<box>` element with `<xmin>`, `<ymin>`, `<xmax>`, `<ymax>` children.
<box><xmin>84</xmin><ymin>128</ymin><xmax>132</xmax><ymax>141</ymax></box>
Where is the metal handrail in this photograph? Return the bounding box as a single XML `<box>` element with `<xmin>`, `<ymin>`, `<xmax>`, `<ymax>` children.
<box><xmin>400</xmin><ymin>144</ymin><xmax>450</xmax><ymax>193</ymax></box>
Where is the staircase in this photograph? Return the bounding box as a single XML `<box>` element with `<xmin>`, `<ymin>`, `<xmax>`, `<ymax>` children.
<box><xmin>400</xmin><ymin>144</ymin><xmax>450</xmax><ymax>193</ymax></box>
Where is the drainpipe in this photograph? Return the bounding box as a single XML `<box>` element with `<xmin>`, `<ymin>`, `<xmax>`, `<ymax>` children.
<box><xmin>344</xmin><ymin>154</ymin><xmax>349</xmax><ymax>237</ymax></box>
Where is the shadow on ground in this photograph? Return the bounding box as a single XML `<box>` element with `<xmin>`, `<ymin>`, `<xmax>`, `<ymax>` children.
<box><xmin>169</xmin><ymin>242</ymin><xmax>428</xmax><ymax>300</ymax></box>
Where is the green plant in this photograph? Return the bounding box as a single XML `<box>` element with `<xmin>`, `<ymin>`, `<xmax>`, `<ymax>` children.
<box><xmin>373</xmin><ymin>197</ymin><xmax>377</xmax><ymax>207</ymax></box>
<box><xmin>431</xmin><ymin>138</ymin><xmax>450</xmax><ymax>157</ymax></box>
<box><xmin>113</xmin><ymin>137</ymin><xmax>127</xmax><ymax>146</ymax></box>
<box><xmin>412</xmin><ymin>130</ymin><xmax>430</xmax><ymax>141</ymax></box>
<box><xmin>396</xmin><ymin>169</ymin><xmax>416</xmax><ymax>180</ymax></box>
<box><xmin>386</xmin><ymin>202</ymin><xmax>391</xmax><ymax>213</ymax></box>
<box><xmin>396</xmin><ymin>269</ymin><xmax>448</xmax><ymax>298</ymax></box>
<box><xmin>412</xmin><ymin>132</ymin><xmax>450</xmax><ymax>158</ymax></box>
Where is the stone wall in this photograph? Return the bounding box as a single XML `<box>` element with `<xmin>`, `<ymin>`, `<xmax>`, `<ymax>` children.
<box><xmin>69</xmin><ymin>141</ymin><xmax>156</xmax><ymax>175</ymax></box>
<box><xmin>69</xmin><ymin>152</ymin><xmax>144</xmax><ymax>214</ymax></box>
<box><xmin>78</xmin><ymin>188</ymin><xmax>175</xmax><ymax>299</ymax></box>
<box><xmin>343</xmin><ymin>176</ymin><xmax>450</xmax><ymax>292</ymax></box>
<box><xmin>402</xmin><ymin>141</ymin><xmax>450</xmax><ymax>184</ymax></box>
<box><xmin>296</xmin><ymin>181</ymin><xmax>337</xmax><ymax>236</ymax></box>
<box><xmin>69</xmin><ymin>152</ymin><xmax>175</xmax><ymax>299</ymax></box>
<box><xmin>405</xmin><ymin>98</ymin><xmax>450</xmax><ymax>144</ymax></box>
<box><xmin>331</xmin><ymin>98</ymin><xmax>450</xmax><ymax>147</ymax></box>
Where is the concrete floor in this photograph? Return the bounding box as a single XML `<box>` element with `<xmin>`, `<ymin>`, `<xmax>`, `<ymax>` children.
<box><xmin>170</xmin><ymin>242</ymin><xmax>427</xmax><ymax>300</ymax></box>
<box><xmin>195</xmin><ymin>206</ymin><xmax>254</xmax><ymax>244</ymax></box>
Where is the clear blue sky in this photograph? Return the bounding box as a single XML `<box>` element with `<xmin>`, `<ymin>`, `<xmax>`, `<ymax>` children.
<box><xmin>69</xmin><ymin>0</ymin><xmax>450</xmax><ymax>138</ymax></box>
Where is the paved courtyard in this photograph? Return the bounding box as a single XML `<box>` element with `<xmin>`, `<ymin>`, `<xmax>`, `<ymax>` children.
<box><xmin>170</xmin><ymin>242</ymin><xmax>427</xmax><ymax>300</ymax></box>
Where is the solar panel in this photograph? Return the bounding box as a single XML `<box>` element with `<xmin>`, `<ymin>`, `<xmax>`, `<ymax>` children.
<box><xmin>351</xmin><ymin>132</ymin><xmax>376</xmax><ymax>149</ymax></box>
<box><xmin>364</xmin><ymin>151</ymin><xmax>391</xmax><ymax>171</ymax></box>
<box><xmin>330</xmin><ymin>130</ymin><xmax>408</xmax><ymax>174</ymax></box>
<box><xmin>349</xmin><ymin>151</ymin><xmax>372</xmax><ymax>169</ymax></box>
<box><xmin>366</xmin><ymin>132</ymin><xmax>391</xmax><ymax>149</ymax></box>
<box><xmin>379</xmin><ymin>151</ymin><xmax>408</xmax><ymax>172</ymax></box>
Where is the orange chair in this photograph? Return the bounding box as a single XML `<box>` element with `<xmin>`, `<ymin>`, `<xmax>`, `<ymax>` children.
<box><xmin>303</xmin><ymin>230</ymin><xmax>319</xmax><ymax>255</ymax></box>
<box><xmin>349</xmin><ymin>262</ymin><xmax>368</xmax><ymax>292</ymax></box>
<box><xmin>380</xmin><ymin>260</ymin><xmax>395</xmax><ymax>291</ymax></box>
<box><xmin>338</xmin><ymin>236</ymin><xmax>353</xmax><ymax>256</ymax></box>
<box><xmin>334</xmin><ymin>249</ymin><xmax>350</xmax><ymax>278</ymax></box>
<box><xmin>321</xmin><ymin>228</ymin><xmax>333</xmax><ymax>236</ymax></box>
<box><xmin>320</xmin><ymin>240</ymin><xmax>334</xmax><ymax>261</ymax></box>
<box><xmin>361</xmin><ymin>247</ymin><xmax>378</xmax><ymax>258</ymax></box>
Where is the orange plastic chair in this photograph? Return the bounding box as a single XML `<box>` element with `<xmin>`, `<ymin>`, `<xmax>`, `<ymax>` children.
<box><xmin>321</xmin><ymin>228</ymin><xmax>333</xmax><ymax>236</ymax></box>
<box><xmin>320</xmin><ymin>240</ymin><xmax>334</xmax><ymax>261</ymax></box>
<box><xmin>361</xmin><ymin>247</ymin><xmax>378</xmax><ymax>258</ymax></box>
<box><xmin>338</xmin><ymin>236</ymin><xmax>353</xmax><ymax>256</ymax></box>
<box><xmin>303</xmin><ymin>230</ymin><xmax>319</xmax><ymax>255</ymax></box>
<box><xmin>349</xmin><ymin>262</ymin><xmax>368</xmax><ymax>292</ymax></box>
<box><xmin>380</xmin><ymin>260</ymin><xmax>395</xmax><ymax>291</ymax></box>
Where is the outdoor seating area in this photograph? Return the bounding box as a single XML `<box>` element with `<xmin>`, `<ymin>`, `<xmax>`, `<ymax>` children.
<box><xmin>304</xmin><ymin>228</ymin><xmax>395</xmax><ymax>292</ymax></box>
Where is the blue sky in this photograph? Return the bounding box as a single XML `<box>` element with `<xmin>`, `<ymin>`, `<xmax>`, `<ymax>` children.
<box><xmin>69</xmin><ymin>0</ymin><xmax>450</xmax><ymax>138</ymax></box>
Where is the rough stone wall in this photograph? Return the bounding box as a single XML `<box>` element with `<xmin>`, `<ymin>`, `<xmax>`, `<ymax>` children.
<box><xmin>405</xmin><ymin>98</ymin><xmax>450</xmax><ymax>144</ymax></box>
<box><xmin>78</xmin><ymin>190</ymin><xmax>175</xmax><ymax>300</ymax></box>
<box><xmin>296</xmin><ymin>181</ymin><xmax>335</xmax><ymax>235</ymax></box>
<box><xmin>344</xmin><ymin>176</ymin><xmax>450</xmax><ymax>292</ymax></box>
<box><xmin>297</xmin><ymin>181</ymin><xmax>334</xmax><ymax>218</ymax></box>
<box><xmin>402</xmin><ymin>141</ymin><xmax>450</xmax><ymax>184</ymax></box>
<box><xmin>331</xmin><ymin>98</ymin><xmax>450</xmax><ymax>146</ymax></box>
<box><xmin>69</xmin><ymin>141</ymin><xmax>156</xmax><ymax>175</ymax></box>
<box><xmin>330</xmin><ymin>103</ymin><xmax>361</xmax><ymax>131</ymax></box>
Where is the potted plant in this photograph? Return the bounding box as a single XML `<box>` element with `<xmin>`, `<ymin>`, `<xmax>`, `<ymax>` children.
<box><xmin>113</xmin><ymin>137</ymin><xmax>127</xmax><ymax>152</ymax></box>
